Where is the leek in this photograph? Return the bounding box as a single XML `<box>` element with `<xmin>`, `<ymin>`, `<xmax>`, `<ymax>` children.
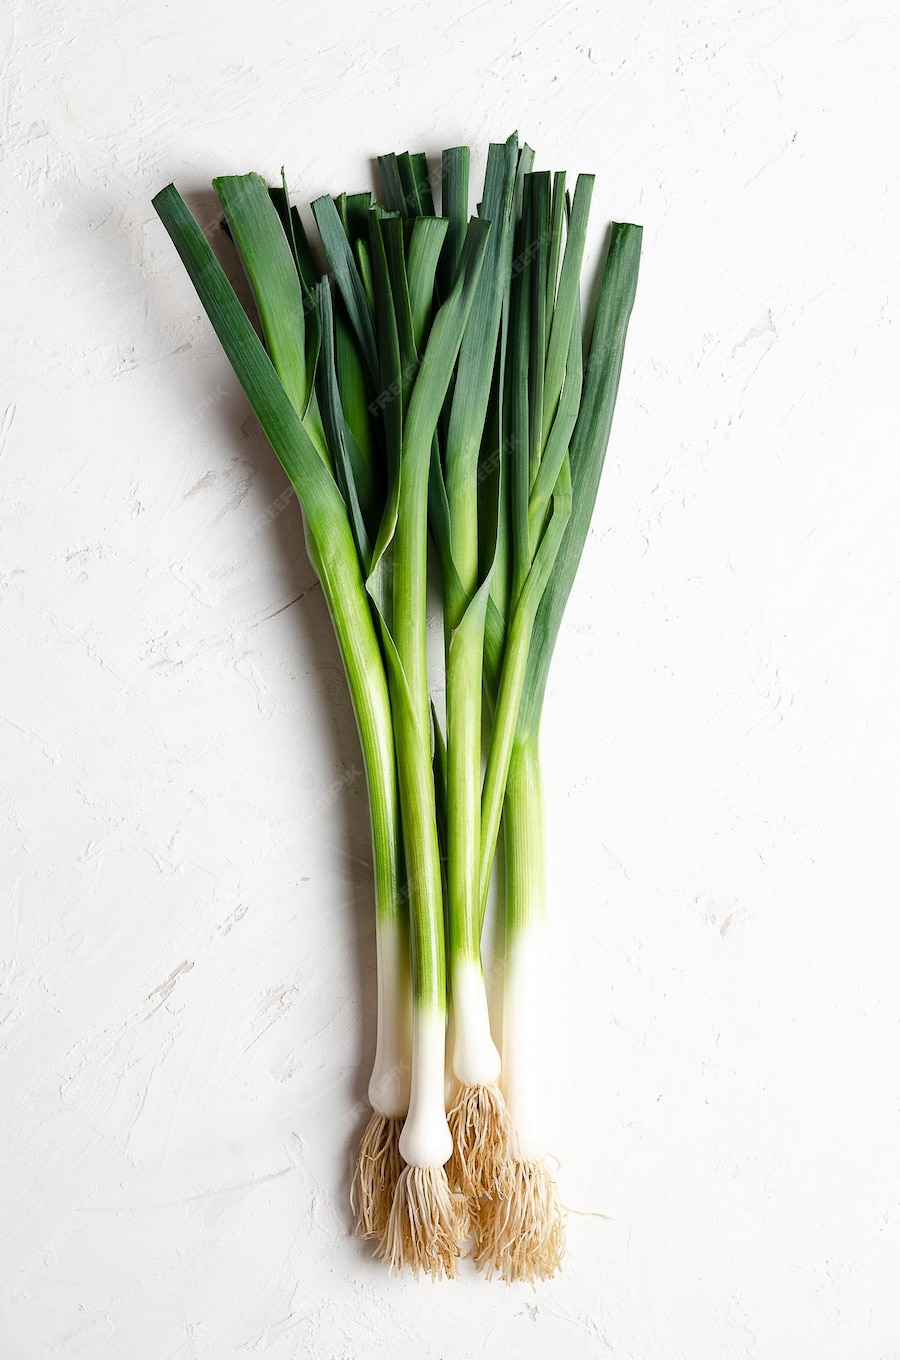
<box><xmin>150</xmin><ymin>139</ymin><xmax>641</xmax><ymax>1281</ymax></box>
<box><xmin>477</xmin><ymin>221</ymin><xmax>643</xmax><ymax>1279</ymax></box>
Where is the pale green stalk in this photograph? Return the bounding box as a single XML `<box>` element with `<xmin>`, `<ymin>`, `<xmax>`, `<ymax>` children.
<box><xmin>152</xmin><ymin>183</ymin><xmax>409</xmax><ymax>1117</ymax></box>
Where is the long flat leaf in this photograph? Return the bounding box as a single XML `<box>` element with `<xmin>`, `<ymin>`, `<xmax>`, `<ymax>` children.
<box><xmin>315</xmin><ymin>280</ymin><xmax>375</xmax><ymax>568</ymax></box>
<box><xmin>541</xmin><ymin>173</ymin><xmax>595</xmax><ymax>449</ymax></box>
<box><xmin>440</xmin><ymin>145</ymin><xmax>470</xmax><ymax>296</ymax></box>
<box><xmin>546</xmin><ymin>171</ymin><xmax>566</xmax><ymax>316</ymax></box>
<box><xmin>377</xmin><ymin>154</ymin><xmax>405</xmax><ymax>215</ymax></box>
<box><xmin>527</xmin><ymin>296</ymin><xmax>583</xmax><ymax>554</ymax></box>
<box><xmin>526</xmin><ymin>171</ymin><xmax>551</xmax><ymax>480</ymax></box>
<box><xmin>517</xmin><ymin>221</ymin><xmax>643</xmax><ymax>739</ymax></box>
<box><xmin>335</xmin><ymin>307</ymin><xmax>375</xmax><ymax>469</ymax></box>
<box><xmin>214</xmin><ymin>174</ymin><xmax>311</xmax><ymax>421</ymax></box>
<box><xmin>407</xmin><ymin>216</ymin><xmax>449</xmax><ymax>351</ymax></box>
<box><xmin>444</xmin><ymin>136</ymin><xmax>519</xmax><ymax>603</ymax></box>
<box><xmin>311</xmin><ymin>194</ymin><xmax>379</xmax><ymax>386</ymax></box>
<box><xmin>152</xmin><ymin>183</ymin><xmax>346</xmax><ymax>532</ymax></box>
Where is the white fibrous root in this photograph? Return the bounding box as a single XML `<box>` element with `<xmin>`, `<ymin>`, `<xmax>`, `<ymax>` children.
<box><xmin>473</xmin><ymin>1157</ymin><xmax>565</xmax><ymax>1283</ymax></box>
<box><xmin>447</xmin><ymin>1082</ymin><xmax>512</xmax><ymax>1200</ymax></box>
<box><xmin>378</xmin><ymin>1164</ymin><xmax>469</xmax><ymax>1278</ymax></box>
<box><xmin>351</xmin><ymin>1112</ymin><xmax>404</xmax><ymax>1240</ymax></box>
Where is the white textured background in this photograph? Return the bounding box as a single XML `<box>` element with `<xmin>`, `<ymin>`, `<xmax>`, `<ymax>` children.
<box><xmin>2</xmin><ymin>1</ymin><xmax>899</xmax><ymax>1356</ymax></box>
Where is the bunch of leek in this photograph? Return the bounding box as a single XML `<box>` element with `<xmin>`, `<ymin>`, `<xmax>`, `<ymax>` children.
<box><xmin>152</xmin><ymin>135</ymin><xmax>640</xmax><ymax>1280</ymax></box>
